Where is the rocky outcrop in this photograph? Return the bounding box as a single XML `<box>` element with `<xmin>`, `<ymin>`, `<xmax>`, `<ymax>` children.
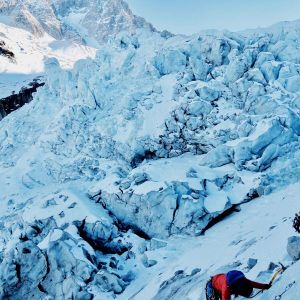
<box><xmin>0</xmin><ymin>80</ymin><xmax>44</xmax><ymax>119</ymax></box>
<box><xmin>0</xmin><ymin>40</ymin><xmax>15</xmax><ymax>61</ymax></box>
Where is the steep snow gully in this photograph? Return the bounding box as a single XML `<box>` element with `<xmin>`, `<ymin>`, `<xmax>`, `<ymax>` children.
<box><xmin>1</xmin><ymin>4</ymin><xmax>300</xmax><ymax>300</ymax></box>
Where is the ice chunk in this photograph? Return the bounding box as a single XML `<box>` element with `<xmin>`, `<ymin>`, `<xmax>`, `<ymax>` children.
<box><xmin>287</xmin><ymin>236</ymin><xmax>300</xmax><ymax>261</ymax></box>
<box><xmin>153</xmin><ymin>49</ymin><xmax>187</xmax><ymax>76</ymax></box>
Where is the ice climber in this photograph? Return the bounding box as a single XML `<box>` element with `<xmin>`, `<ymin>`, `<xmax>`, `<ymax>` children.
<box><xmin>205</xmin><ymin>270</ymin><xmax>271</xmax><ymax>299</ymax></box>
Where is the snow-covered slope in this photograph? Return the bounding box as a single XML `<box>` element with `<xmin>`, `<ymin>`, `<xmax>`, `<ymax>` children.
<box><xmin>0</xmin><ymin>16</ymin><xmax>300</xmax><ymax>300</ymax></box>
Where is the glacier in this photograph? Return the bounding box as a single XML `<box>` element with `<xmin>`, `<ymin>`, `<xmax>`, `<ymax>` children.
<box><xmin>0</xmin><ymin>3</ymin><xmax>300</xmax><ymax>300</ymax></box>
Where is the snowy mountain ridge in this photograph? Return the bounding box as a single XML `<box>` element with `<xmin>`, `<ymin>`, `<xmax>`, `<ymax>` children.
<box><xmin>0</xmin><ymin>5</ymin><xmax>300</xmax><ymax>300</ymax></box>
<box><xmin>0</xmin><ymin>0</ymin><xmax>155</xmax><ymax>45</ymax></box>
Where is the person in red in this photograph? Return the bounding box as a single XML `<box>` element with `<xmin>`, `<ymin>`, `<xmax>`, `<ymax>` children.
<box><xmin>206</xmin><ymin>270</ymin><xmax>271</xmax><ymax>299</ymax></box>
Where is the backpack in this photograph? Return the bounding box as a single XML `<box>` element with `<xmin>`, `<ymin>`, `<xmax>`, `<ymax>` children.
<box><xmin>205</xmin><ymin>279</ymin><xmax>220</xmax><ymax>300</ymax></box>
<box><xmin>226</xmin><ymin>270</ymin><xmax>246</xmax><ymax>295</ymax></box>
<box><xmin>226</xmin><ymin>270</ymin><xmax>245</xmax><ymax>286</ymax></box>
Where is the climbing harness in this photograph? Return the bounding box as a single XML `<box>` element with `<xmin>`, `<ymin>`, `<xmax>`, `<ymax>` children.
<box><xmin>249</xmin><ymin>289</ymin><xmax>264</xmax><ymax>298</ymax></box>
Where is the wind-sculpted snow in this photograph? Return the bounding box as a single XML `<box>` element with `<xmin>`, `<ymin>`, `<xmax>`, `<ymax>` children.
<box><xmin>1</xmin><ymin>21</ymin><xmax>300</xmax><ymax>299</ymax></box>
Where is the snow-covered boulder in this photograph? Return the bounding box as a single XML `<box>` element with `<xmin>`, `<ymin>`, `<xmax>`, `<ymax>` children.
<box><xmin>287</xmin><ymin>236</ymin><xmax>300</xmax><ymax>261</ymax></box>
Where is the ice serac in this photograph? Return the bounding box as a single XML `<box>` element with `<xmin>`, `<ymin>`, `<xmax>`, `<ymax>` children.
<box><xmin>1</xmin><ymin>17</ymin><xmax>300</xmax><ymax>300</ymax></box>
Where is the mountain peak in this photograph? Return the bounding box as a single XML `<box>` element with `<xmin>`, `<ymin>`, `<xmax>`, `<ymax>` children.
<box><xmin>0</xmin><ymin>0</ymin><xmax>155</xmax><ymax>45</ymax></box>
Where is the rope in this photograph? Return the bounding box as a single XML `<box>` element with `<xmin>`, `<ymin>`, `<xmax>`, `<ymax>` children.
<box><xmin>249</xmin><ymin>290</ymin><xmax>263</xmax><ymax>298</ymax></box>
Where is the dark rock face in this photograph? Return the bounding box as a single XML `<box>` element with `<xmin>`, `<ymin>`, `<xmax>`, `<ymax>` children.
<box><xmin>0</xmin><ymin>81</ymin><xmax>45</xmax><ymax>119</ymax></box>
<box><xmin>0</xmin><ymin>40</ymin><xmax>15</xmax><ymax>62</ymax></box>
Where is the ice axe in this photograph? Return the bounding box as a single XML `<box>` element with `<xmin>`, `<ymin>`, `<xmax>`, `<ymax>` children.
<box><xmin>269</xmin><ymin>262</ymin><xmax>286</xmax><ymax>286</ymax></box>
<box><xmin>249</xmin><ymin>263</ymin><xmax>287</xmax><ymax>298</ymax></box>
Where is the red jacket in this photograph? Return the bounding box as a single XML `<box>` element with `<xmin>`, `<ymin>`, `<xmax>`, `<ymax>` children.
<box><xmin>212</xmin><ymin>274</ymin><xmax>268</xmax><ymax>300</ymax></box>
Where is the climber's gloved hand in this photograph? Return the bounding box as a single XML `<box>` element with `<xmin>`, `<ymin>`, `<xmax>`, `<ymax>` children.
<box><xmin>265</xmin><ymin>282</ymin><xmax>272</xmax><ymax>290</ymax></box>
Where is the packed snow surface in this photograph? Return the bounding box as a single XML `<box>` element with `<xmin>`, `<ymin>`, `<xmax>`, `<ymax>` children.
<box><xmin>0</xmin><ymin>6</ymin><xmax>300</xmax><ymax>299</ymax></box>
